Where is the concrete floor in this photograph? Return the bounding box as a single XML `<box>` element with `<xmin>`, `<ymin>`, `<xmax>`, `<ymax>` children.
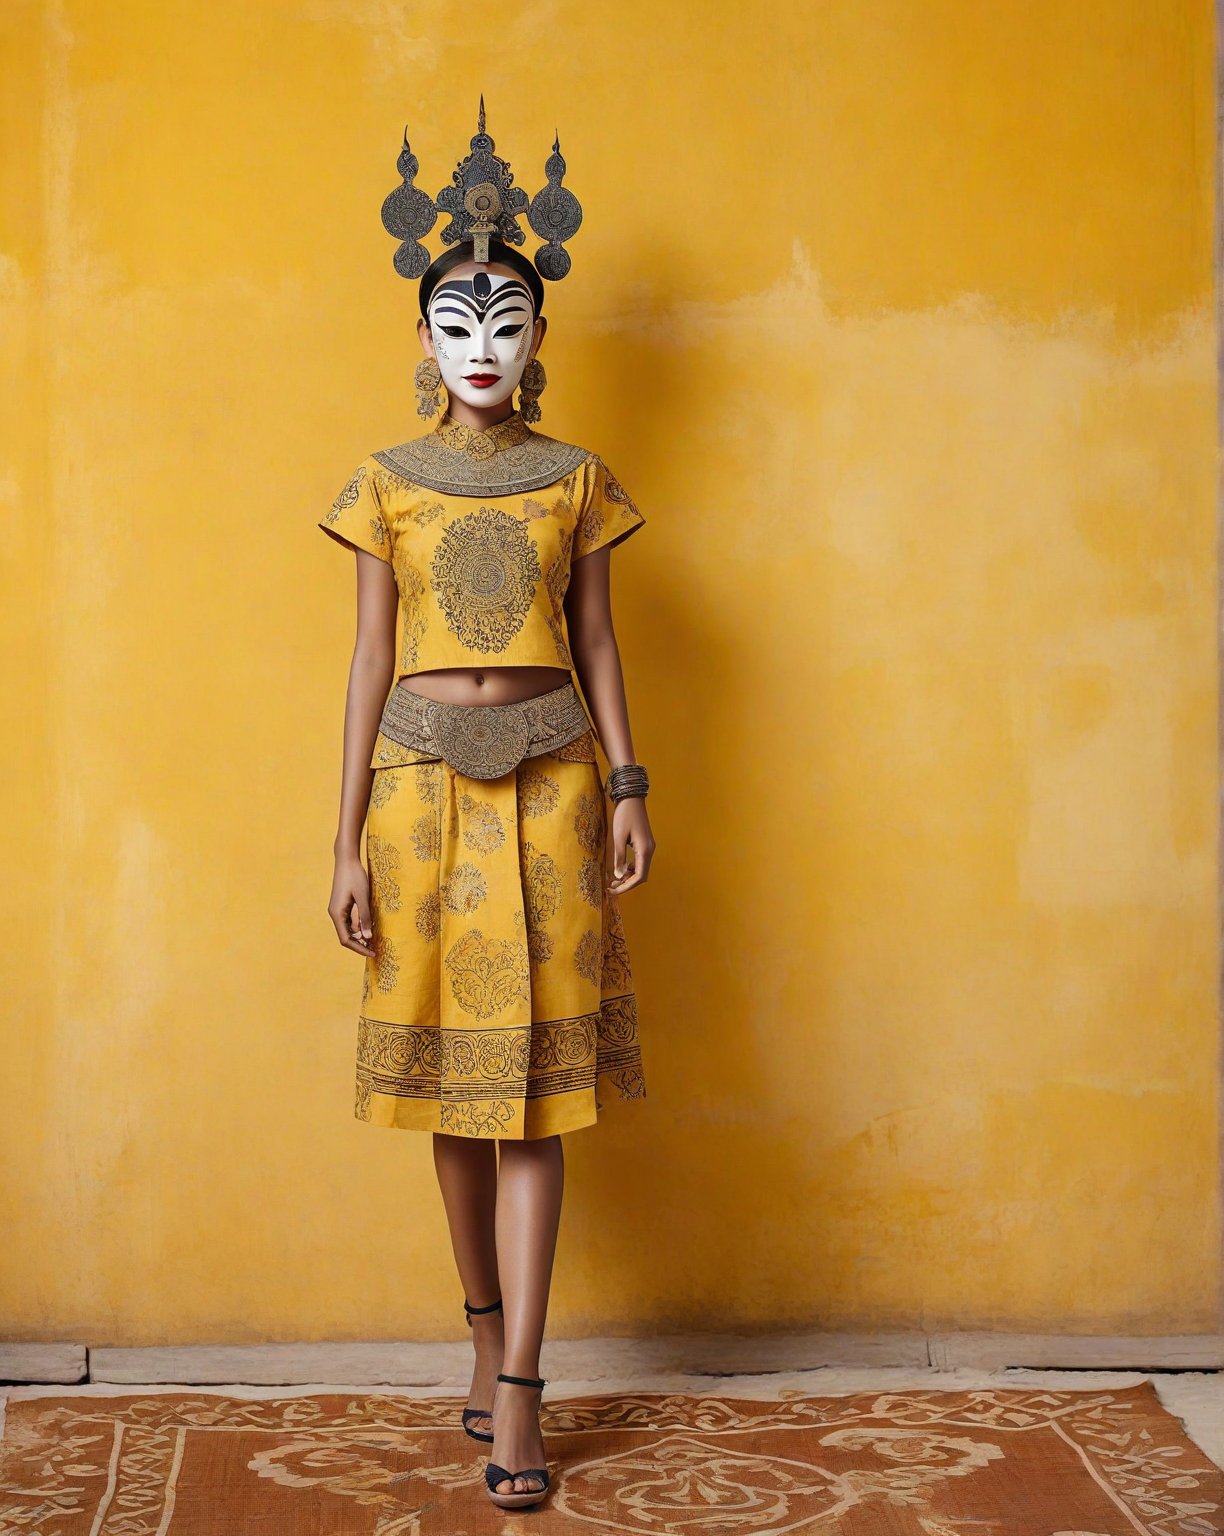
<box><xmin>4</xmin><ymin>1366</ymin><xmax>1223</xmax><ymax>1469</ymax></box>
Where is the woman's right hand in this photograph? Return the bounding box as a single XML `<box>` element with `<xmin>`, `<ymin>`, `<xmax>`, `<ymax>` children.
<box><xmin>329</xmin><ymin>855</ymin><xmax>375</xmax><ymax>958</ymax></box>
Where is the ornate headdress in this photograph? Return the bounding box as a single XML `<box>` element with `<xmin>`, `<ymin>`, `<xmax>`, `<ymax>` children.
<box><xmin>380</xmin><ymin>95</ymin><xmax>583</xmax><ymax>283</ymax></box>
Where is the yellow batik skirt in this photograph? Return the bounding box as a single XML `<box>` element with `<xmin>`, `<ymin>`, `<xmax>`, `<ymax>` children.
<box><xmin>354</xmin><ymin>724</ymin><xmax>647</xmax><ymax>1139</ymax></box>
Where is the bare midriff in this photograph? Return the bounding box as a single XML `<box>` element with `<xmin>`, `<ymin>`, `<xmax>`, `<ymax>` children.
<box><xmin>396</xmin><ymin>665</ymin><xmax>572</xmax><ymax>707</ymax></box>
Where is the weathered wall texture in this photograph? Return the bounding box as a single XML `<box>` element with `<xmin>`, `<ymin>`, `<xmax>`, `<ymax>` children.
<box><xmin>0</xmin><ymin>0</ymin><xmax>1217</xmax><ymax>1343</ymax></box>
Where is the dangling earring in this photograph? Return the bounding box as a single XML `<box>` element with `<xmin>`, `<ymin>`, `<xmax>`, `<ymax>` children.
<box><xmin>414</xmin><ymin>357</ymin><xmax>444</xmax><ymax>420</ymax></box>
<box><xmin>518</xmin><ymin>357</ymin><xmax>547</xmax><ymax>424</ymax></box>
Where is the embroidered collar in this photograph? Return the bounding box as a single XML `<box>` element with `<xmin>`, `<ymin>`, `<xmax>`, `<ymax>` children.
<box><xmin>372</xmin><ymin>407</ymin><xmax>589</xmax><ymax>498</ymax></box>
<box><xmin>433</xmin><ymin>410</ymin><xmax>534</xmax><ymax>461</ymax></box>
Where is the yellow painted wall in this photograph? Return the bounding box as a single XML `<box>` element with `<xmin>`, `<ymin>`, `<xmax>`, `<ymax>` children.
<box><xmin>1</xmin><ymin>0</ymin><xmax>1217</xmax><ymax>1345</ymax></box>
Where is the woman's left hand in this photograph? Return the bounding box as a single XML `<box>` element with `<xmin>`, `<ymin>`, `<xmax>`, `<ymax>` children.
<box><xmin>607</xmin><ymin>796</ymin><xmax>655</xmax><ymax>894</ymax></box>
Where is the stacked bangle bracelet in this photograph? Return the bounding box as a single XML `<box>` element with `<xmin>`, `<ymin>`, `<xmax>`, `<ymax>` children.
<box><xmin>606</xmin><ymin>762</ymin><xmax>650</xmax><ymax>802</ymax></box>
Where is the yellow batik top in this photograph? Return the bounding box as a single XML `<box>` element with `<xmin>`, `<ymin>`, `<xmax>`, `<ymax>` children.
<box><xmin>318</xmin><ymin>407</ymin><xmax>646</xmax><ymax>680</ymax></box>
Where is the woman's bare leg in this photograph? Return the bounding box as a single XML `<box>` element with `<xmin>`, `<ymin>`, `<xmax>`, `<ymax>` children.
<box><xmin>432</xmin><ymin>1133</ymin><xmax>503</xmax><ymax>1435</ymax></box>
<box><xmin>490</xmin><ymin>1133</ymin><xmax>564</xmax><ymax>1494</ymax></box>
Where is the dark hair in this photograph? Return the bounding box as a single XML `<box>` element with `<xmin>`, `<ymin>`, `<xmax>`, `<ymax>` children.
<box><xmin>418</xmin><ymin>237</ymin><xmax>545</xmax><ymax>322</ymax></box>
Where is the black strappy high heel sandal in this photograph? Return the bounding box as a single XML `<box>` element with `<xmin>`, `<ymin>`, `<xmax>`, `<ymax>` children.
<box><xmin>484</xmin><ymin>1371</ymin><xmax>551</xmax><ymax>1509</ymax></box>
<box><xmin>460</xmin><ymin>1297</ymin><xmax>503</xmax><ymax>1442</ymax></box>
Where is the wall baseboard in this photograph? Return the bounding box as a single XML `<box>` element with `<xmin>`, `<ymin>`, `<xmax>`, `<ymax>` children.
<box><xmin>3</xmin><ymin>1333</ymin><xmax>1221</xmax><ymax>1388</ymax></box>
<box><xmin>0</xmin><ymin>1345</ymin><xmax>88</xmax><ymax>1384</ymax></box>
<box><xmin>927</xmin><ymin>1332</ymin><xmax>1224</xmax><ymax>1371</ymax></box>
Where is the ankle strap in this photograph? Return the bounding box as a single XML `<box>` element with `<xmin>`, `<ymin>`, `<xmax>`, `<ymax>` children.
<box><xmin>463</xmin><ymin>1297</ymin><xmax>503</xmax><ymax>1314</ymax></box>
<box><xmin>497</xmin><ymin>1371</ymin><xmax>546</xmax><ymax>1388</ymax></box>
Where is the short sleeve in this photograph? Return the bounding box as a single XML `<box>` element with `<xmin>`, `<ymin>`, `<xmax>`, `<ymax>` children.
<box><xmin>572</xmin><ymin>454</ymin><xmax>646</xmax><ymax>560</ymax></box>
<box><xmin>317</xmin><ymin>461</ymin><xmax>392</xmax><ymax>563</ymax></box>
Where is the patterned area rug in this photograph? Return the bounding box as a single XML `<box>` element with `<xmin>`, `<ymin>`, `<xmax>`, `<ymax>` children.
<box><xmin>0</xmin><ymin>1381</ymin><xmax>1219</xmax><ymax>1533</ymax></box>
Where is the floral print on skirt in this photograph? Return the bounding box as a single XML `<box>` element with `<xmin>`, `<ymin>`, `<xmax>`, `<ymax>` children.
<box><xmin>355</xmin><ymin>729</ymin><xmax>646</xmax><ymax>1138</ymax></box>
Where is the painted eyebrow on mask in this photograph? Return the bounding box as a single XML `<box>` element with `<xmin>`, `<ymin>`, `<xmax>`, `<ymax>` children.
<box><xmin>431</xmin><ymin>303</ymin><xmax>531</xmax><ymax>324</ymax></box>
<box><xmin>429</xmin><ymin>279</ymin><xmax>535</xmax><ymax>324</ymax></box>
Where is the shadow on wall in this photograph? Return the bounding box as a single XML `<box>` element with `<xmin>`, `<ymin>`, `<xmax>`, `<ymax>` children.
<box><xmin>558</xmin><ymin>239</ymin><xmax>817</xmax><ymax>1336</ymax></box>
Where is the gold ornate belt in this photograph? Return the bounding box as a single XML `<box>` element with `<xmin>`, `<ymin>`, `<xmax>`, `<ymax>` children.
<box><xmin>377</xmin><ymin>678</ymin><xmax>593</xmax><ymax>779</ymax></box>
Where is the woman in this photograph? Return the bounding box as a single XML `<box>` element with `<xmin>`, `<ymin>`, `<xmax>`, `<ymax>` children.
<box><xmin>317</xmin><ymin>107</ymin><xmax>654</xmax><ymax>1512</ymax></box>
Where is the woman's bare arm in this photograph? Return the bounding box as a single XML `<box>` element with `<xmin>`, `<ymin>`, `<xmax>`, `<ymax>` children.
<box><xmin>564</xmin><ymin>546</ymin><xmax>655</xmax><ymax>893</ymax></box>
<box><xmin>328</xmin><ymin>551</ymin><xmax>398</xmax><ymax>955</ymax></box>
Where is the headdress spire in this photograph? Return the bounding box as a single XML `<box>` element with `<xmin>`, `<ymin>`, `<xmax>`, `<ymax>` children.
<box><xmin>380</xmin><ymin>97</ymin><xmax>583</xmax><ymax>281</ymax></box>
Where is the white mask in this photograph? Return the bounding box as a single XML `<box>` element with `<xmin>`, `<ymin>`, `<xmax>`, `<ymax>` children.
<box><xmin>427</xmin><ymin>269</ymin><xmax>537</xmax><ymax>412</ymax></box>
